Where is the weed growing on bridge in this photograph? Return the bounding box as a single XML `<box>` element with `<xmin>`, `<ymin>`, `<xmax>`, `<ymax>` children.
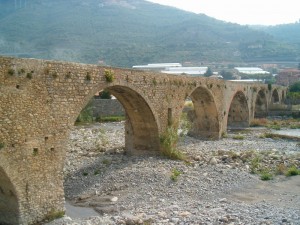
<box><xmin>18</xmin><ymin>68</ymin><xmax>25</xmax><ymax>74</ymax></box>
<box><xmin>86</xmin><ymin>72</ymin><xmax>91</xmax><ymax>81</ymax></box>
<box><xmin>104</xmin><ymin>69</ymin><xmax>115</xmax><ymax>82</ymax></box>
<box><xmin>26</xmin><ymin>72</ymin><xmax>32</xmax><ymax>79</ymax></box>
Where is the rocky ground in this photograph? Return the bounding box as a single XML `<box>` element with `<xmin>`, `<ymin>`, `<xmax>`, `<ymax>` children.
<box><xmin>47</xmin><ymin>122</ymin><xmax>300</xmax><ymax>225</ymax></box>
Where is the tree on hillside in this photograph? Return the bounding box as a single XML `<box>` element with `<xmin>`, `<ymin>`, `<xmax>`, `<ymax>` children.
<box><xmin>99</xmin><ymin>90</ymin><xmax>112</xmax><ymax>99</ymax></box>
<box><xmin>220</xmin><ymin>70</ymin><xmax>234</xmax><ymax>80</ymax></box>
<box><xmin>289</xmin><ymin>81</ymin><xmax>300</xmax><ymax>92</ymax></box>
<box><xmin>204</xmin><ymin>67</ymin><xmax>213</xmax><ymax>77</ymax></box>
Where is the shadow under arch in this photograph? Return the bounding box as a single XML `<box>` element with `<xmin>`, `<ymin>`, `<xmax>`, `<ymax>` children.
<box><xmin>255</xmin><ymin>89</ymin><xmax>268</xmax><ymax>118</ymax></box>
<box><xmin>228</xmin><ymin>91</ymin><xmax>249</xmax><ymax>128</ymax></box>
<box><xmin>187</xmin><ymin>86</ymin><xmax>220</xmax><ymax>139</ymax></box>
<box><xmin>271</xmin><ymin>89</ymin><xmax>280</xmax><ymax>103</ymax></box>
<box><xmin>78</xmin><ymin>85</ymin><xmax>160</xmax><ymax>155</ymax></box>
<box><xmin>0</xmin><ymin>167</ymin><xmax>20</xmax><ymax>225</ymax></box>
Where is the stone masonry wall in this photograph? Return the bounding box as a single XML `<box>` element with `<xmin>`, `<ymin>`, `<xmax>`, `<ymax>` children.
<box><xmin>92</xmin><ymin>99</ymin><xmax>125</xmax><ymax>118</ymax></box>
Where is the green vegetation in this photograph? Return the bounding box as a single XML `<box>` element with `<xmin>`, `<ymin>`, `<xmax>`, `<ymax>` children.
<box><xmin>0</xmin><ymin>0</ymin><xmax>299</xmax><ymax>67</ymax></box>
<box><xmin>75</xmin><ymin>100</ymin><xmax>93</xmax><ymax>124</ymax></box>
<box><xmin>0</xmin><ymin>142</ymin><xmax>5</xmax><ymax>150</ymax></box>
<box><xmin>82</xmin><ymin>172</ymin><xmax>88</xmax><ymax>176</ymax></box>
<box><xmin>104</xmin><ymin>69</ymin><xmax>115</xmax><ymax>83</ymax></box>
<box><xmin>99</xmin><ymin>90</ymin><xmax>112</xmax><ymax>99</ymax></box>
<box><xmin>170</xmin><ymin>168</ymin><xmax>181</xmax><ymax>181</ymax></box>
<box><xmin>7</xmin><ymin>68</ymin><xmax>14</xmax><ymax>76</ymax></box>
<box><xmin>160</xmin><ymin>125</ymin><xmax>186</xmax><ymax>161</ymax></box>
<box><xmin>26</xmin><ymin>72</ymin><xmax>33</xmax><ymax>79</ymax></box>
<box><xmin>260</xmin><ymin>170</ymin><xmax>273</xmax><ymax>181</ymax></box>
<box><xmin>232</xmin><ymin>135</ymin><xmax>244</xmax><ymax>140</ymax></box>
<box><xmin>86</xmin><ymin>72</ymin><xmax>91</xmax><ymax>81</ymax></box>
<box><xmin>43</xmin><ymin>209</ymin><xmax>65</xmax><ymax>223</ymax></box>
<box><xmin>96</xmin><ymin>116</ymin><xmax>125</xmax><ymax>123</ymax></box>
<box><xmin>285</xmin><ymin>166</ymin><xmax>300</xmax><ymax>176</ymax></box>
<box><xmin>102</xmin><ymin>159</ymin><xmax>111</xmax><ymax>166</ymax></box>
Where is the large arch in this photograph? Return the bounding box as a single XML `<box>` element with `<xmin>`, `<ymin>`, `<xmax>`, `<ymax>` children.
<box><xmin>271</xmin><ymin>89</ymin><xmax>280</xmax><ymax>104</ymax></box>
<box><xmin>74</xmin><ymin>85</ymin><xmax>160</xmax><ymax>155</ymax></box>
<box><xmin>0</xmin><ymin>168</ymin><xmax>19</xmax><ymax>225</ymax></box>
<box><xmin>254</xmin><ymin>89</ymin><xmax>268</xmax><ymax>118</ymax></box>
<box><xmin>228</xmin><ymin>91</ymin><xmax>249</xmax><ymax>128</ymax></box>
<box><xmin>187</xmin><ymin>86</ymin><xmax>220</xmax><ymax>139</ymax></box>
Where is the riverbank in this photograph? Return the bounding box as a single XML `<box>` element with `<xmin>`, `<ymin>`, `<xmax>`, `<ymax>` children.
<box><xmin>47</xmin><ymin>122</ymin><xmax>300</xmax><ymax>225</ymax></box>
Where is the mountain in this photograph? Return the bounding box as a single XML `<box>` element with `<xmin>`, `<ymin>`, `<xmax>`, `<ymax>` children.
<box><xmin>0</xmin><ymin>0</ymin><xmax>299</xmax><ymax>67</ymax></box>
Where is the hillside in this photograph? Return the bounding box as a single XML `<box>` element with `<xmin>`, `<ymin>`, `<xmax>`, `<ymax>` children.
<box><xmin>0</xmin><ymin>0</ymin><xmax>299</xmax><ymax>67</ymax></box>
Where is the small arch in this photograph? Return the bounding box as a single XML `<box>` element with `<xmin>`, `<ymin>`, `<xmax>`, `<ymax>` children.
<box><xmin>0</xmin><ymin>167</ymin><xmax>20</xmax><ymax>225</ymax></box>
<box><xmin>228</xmin><ymin>91</ymin><xmax>249</xmax><ymax>128</ymax></box>
<box><xmin>271</xmin><ymin>89</ymin><xmax>280</xmax><ymax>103</ymax></box>
<box><xmin>255</xmin><ymin>89</ymin><xmax>268</xmax><ymax>118</ymax></box>
<box><xmin>186</xmin><ymin>86</ymin><xmax>220</xmax><ymax>139</ymax></box>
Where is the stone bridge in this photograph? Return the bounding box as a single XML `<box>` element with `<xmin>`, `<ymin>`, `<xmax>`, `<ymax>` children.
<box><xmin>0</xmin><ymin>56</ymin><xmax>287</xmax><ymax>224</ymax></box>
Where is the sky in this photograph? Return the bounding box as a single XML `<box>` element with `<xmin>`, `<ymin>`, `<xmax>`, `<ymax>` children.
<box><xmin>147</xmin><ymin>0</ymin><xmax>300</xmax><ymax>25</ymax></box>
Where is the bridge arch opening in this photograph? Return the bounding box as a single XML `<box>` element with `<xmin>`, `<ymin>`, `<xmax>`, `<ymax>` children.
<box><xmin>74</xmin><ymin>85</ymin><xmax>160</xmax><ymax>155</ymax></box>
<box><xmin>106</xmin><ymin>85</ymin><xmax>160</xmax><ymax>154</ymax></box>
<box><xmin>181</xmin><ymin>86</ymin><xmax>219</xmax><ymax>139</ymax></box>
<box><xmin>0</xmin><ymin>168</ymin><xmax>20</xmax><ymax>225</ymax></box>
<box><xmin>271</xmin><ymin>89</ymin><xmax>280</xmax><ymax>104</ymax></box>
<box><xmin>254</xmin><ymin>89</ymin><xmax>268</xmax><ymax>118</ymax></box>
<box><xmin>227</xmin><ymin>91</ymin><xmax>249</xmax><ymax>128</ymax></box>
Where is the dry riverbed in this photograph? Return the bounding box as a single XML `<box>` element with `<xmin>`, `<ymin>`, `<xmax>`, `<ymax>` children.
<box><xmin>47</xmin><ymin>122</ymin><xmax>300</xmax><ymax>225</ymax></box>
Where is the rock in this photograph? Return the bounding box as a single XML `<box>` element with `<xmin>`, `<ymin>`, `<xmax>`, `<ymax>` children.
<box><xmin>110</xmin><ymin>196</ymin><xmax>118</xmax><ymax>202</ymax></box>
<box><xmin>209</xmin><ymin>157</ymin><xmax>218</xmax><ymax>165</ymax></box>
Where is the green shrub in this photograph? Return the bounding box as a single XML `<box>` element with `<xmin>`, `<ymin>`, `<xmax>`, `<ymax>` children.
<box><xmin>170</xmin><ymin>168</ymin><xmax>181</xmax><ymax>181</ymax></box>
<box><xmin>232</xmin><ymin>135</ymin><xmax>244</xmax><ymax>140</ymax></box>
<box><xmin>0</xmin><ymin>143</ymin><xmax>5</xmax><ymax>150</ymax></box>
<box><xmin>104</xmin><ymin>69</ymin><xmax>115</xmax><ymax>82</ymax></box>
<box><xmin>260</xmin><ymin>170</ymin><xmax>273</xmax><ymax>181</ymax></box>
<box><xmin>250</xmin><ymin>156</ymin><xmax>261</xmax><ymax>174</ymax></box>
<box><xmin>160</xmin><ymin>126</ymin><xmax>186</xmax><ymax>161</ymax></box>
<box><xmin>285</xmin><ymin>166</ymin><xmax>300</xmax><ymax>176</ymax></box>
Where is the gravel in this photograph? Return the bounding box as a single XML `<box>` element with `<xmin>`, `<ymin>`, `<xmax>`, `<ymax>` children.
<box><xmin>47</xmin><ymin>122</ymin><xmax>300</xmax><ymax>225</ymax></box>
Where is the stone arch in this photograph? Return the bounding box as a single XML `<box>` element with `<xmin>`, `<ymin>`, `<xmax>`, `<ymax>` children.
<box><xmin>74</xmin><ymin>85</ymin><xmax>160</xmax><ymax>155</ymax></box>
<box><xmin>271</xmin><ymin>89</ymin><xmax>280</xmax><ymax>103</ymax></box>
<box><xmin>255</xmin><ymin>89</ymin><xmax>268</xmax><ymax>118</ymax></box>
<box><xmin>186</xmin><ymin>86</ymin><xmax>220</xmax><ymax>139</ymax></box>
<box><xmin>228</xmin><ymin>91</ymin><xmax>249</xmax><ymax>128</ymax></box>
<box><xmin>0</xmin><ymin>168</ymin><xmax>20</xmax><ymax>225</ymax></box>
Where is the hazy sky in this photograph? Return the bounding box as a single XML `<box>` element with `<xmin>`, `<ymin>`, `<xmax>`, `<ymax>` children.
<box><xmin>147</xmin><ymin>0</ymin><xmax>300</xmax><ymax>25</ymax></box>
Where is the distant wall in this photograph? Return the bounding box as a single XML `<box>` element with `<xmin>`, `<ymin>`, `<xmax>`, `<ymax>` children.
<box><xmin>92</xmin><ymin>99</ymin><xmax>125</xmax><ymax>117</ymax></box>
